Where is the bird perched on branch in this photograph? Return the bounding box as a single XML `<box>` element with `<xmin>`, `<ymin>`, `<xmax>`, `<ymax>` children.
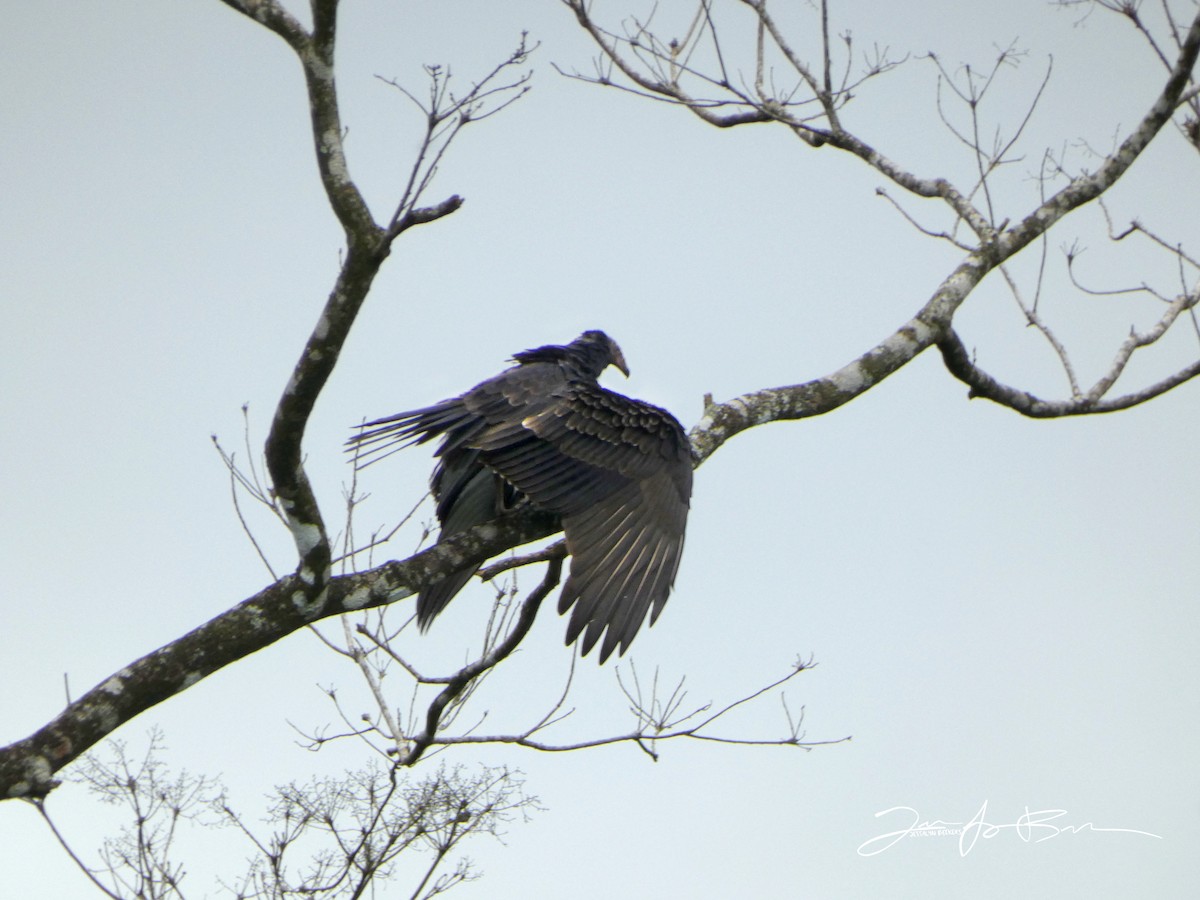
<box><xmin>349</xmin><ymin>330</ymin><xmax>693</xmax><ymax>663</ymax></box>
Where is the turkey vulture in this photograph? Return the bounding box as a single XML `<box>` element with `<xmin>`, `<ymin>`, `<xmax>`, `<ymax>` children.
<box><xmin>349</xmin><ymin>330</ymin><xmax>693</xmax><ymax>662</ymax></box>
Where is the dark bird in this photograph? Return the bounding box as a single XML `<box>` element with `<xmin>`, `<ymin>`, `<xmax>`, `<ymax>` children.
<box><xmin>349</xmin><ymin>330</ymin><xmax>693</xmax><ymax>663</ymax></box>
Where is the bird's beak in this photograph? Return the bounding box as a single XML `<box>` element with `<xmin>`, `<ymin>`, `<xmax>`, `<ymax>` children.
<box><xmin>613</xmin><ymin>350</ymin><xmax>630</xmax><ymax>378</ymax></box>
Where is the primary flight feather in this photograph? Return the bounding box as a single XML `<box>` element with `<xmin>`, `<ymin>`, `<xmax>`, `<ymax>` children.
<box><xmin>348</xmin><ymin>330</ymin><xmax>693</xmax><ymax>663</ymax></box>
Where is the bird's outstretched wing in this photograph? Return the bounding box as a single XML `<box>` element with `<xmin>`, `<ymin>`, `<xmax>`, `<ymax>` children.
<box><xmin>476</xmin><ymin>384</ymin><xmax>692</xmax><ymax>662</ymax></box>
<box><xmin>477</xmin><ymin>388</ymin><xmax>691</xmax><ymax>662</ymax></box>
<box><xmin>347</xmin><ymin>332</ymin><xmax>692</xmax><ymax>662</ymax></box>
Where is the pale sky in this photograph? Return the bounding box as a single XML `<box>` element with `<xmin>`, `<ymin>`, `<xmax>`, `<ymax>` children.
<box><xmin>2</xmin><ymin>1</ymin><xmax>1198</xmax><ymax>897</ymax></box>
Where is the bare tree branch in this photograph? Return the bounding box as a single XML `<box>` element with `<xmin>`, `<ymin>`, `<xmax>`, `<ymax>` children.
<box><xmin>937</xmin><ymin>317</ymin><xmax>1200</xmax><ymax>416</ymax></box>
<box><xmin>0</xmin><ymin>507</ymin><xmax>558</xmax><ymax>800</ymax></box>
<box><xmin>582</xmin><ymin>4</ymin><xmax>1200</xmax><ymax>459</ymax></box>
<box><xmin>395</xmin><ymin>558</ymin><xmax>563</xmax><ymax>766</ymax></box>
<box><xmin>213</xmin><ymin>1</ymin><xmax>525</xmax><ymax>632</ymax></box>
<box><xmin>689</xmin><ymin>249</ymin><xmax>990</xmax><ymax>461</ymax></box>
<box><xmin>418</xmin><ymin>657</ymin><xmax>847</xmax><ymax>761</ymax></box>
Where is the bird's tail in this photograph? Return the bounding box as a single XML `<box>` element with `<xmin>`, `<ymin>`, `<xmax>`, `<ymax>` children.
<box><xmin>346</xmin><ymin>399</ymin><xmax>471</xmax><ymax>469</ymax></box>
<box><xmin>416</xmin><ymin>568</ymin><xmax>478</xmax><ymax>630</ymax></box>
<box><xmin>348</xmin><ymin>406</ymin><xmax>503</xmax><ymax>628</ymax></box>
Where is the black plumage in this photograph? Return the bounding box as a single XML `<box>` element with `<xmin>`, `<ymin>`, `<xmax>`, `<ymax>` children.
<box><xmin>349</xmin><ymin>330</ymin><xmax>693</xmax><ymax>663</ymax></box>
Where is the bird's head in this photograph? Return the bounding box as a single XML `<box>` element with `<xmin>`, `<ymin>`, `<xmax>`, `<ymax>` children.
<box><xmin>575</xmin><ymin>329</ymin><xmax>629</xmax><ymax>378</ymax></box>
<box><xmin>512</xmin><ymin>330</ymin><xmax>630</xmax><ymax>380</ymax></box>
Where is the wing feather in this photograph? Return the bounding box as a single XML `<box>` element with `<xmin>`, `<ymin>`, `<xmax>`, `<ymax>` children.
<box><xmin>559</xmin><ymin>467</ymin><xmax>690</xmax><ymax>662</ymax></box>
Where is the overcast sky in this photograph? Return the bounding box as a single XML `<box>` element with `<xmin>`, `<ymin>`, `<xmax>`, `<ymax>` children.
<box><xmin>3</xmin><ymin>1</ymin><xmax>1198</xmax><ymax>897</ymax></box>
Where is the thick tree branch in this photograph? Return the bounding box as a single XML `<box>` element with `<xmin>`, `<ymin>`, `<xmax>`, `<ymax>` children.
<box><xmin>0</xmin><ymin>508</ymin><xmax>558</xmax><ymax>800</ymax></box>
<box><xmin>689</xmin><ymin>252</ymin><xmax>991</xmax><ymax>461</ymax></box>
<box><xmin>214</xmin><ymin>0</ymin><xmax>379</xmax><ymax>624</ymax></box>
<box><xmin>220</xmin><ymin>0</ymin><xmax>378</xmax><ymax>237</ymax></box>
<box><xmin>217</xmin><ymin>0</ymin><xmax>309</xmax><ymax>51</ymax></box>
<box><xmin>267</xmin><ymin>246</ymin><xmax>377</xmax><ymax>616</ymax></box>
<box><xmin>937</xmin><ymin>321</ymin><xmax>1200</xmax><ymax>417</ymax></box>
